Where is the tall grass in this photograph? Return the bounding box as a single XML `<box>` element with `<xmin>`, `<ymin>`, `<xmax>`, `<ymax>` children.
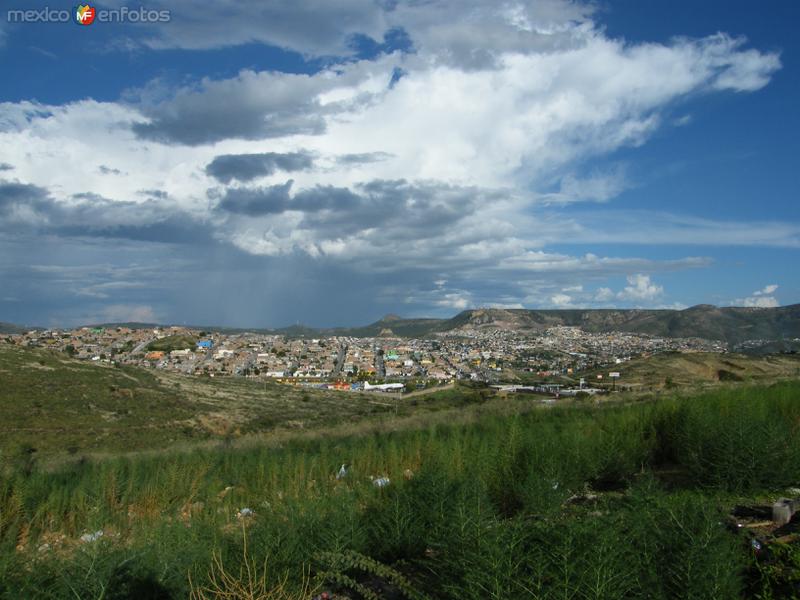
<box><xmin>0</xmin><ymin>382</ymin><xmax>798</xmax><ymax>598</ymax></box>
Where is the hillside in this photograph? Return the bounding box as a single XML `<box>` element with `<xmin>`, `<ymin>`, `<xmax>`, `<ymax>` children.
<box><xmin>583</xmin><ymin>351</ymin><xmax>800</xmax><ymax>390</ymax></box>
<box><xmin>272</xmin><ymin>304</ymin><xmax>800</xmax><ymax>343</ymax></box>
<box><xmin>332</xmin><ymin>314</ymin><xmax>447</xmax><ymax>338</ymax></box>
<box><xmin>311</xmin><ymin>304</ymin><xmax>796</xmax><ymax>344</ymax></box>
<box><xmin>0</xmin><ymin>345</ymin><xmax>400</xmax><ymax>456</ymax></box>
<box><xmin>424</xmin><ymin>304</ymin><xmax>800</xmax><ymax>343</ymax></box>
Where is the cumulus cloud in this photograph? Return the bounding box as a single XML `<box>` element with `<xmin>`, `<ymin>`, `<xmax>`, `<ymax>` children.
<box><xmin>594</xmin><ymin>287</ymin><xmax>614</xmax><ymax>302</ymax></box>
<box><xmin>386</xmin><ymin>0</ymin><xmax>596</xmax><ymax>69</ymax></box>
<box><xmin>734</xmin><ymin>285</ymin><xmax>780</xmax><ymax>308</ymax></box>
<box><xmin>550</xmin><ymin>293</ymin><xmax>573</xmax><ymax>307</ymax></box>
<box><xmin>754</xmin><ymin>284</ymin><xmax>779</xmax><ymax>295</ymax></box>
<box><xmin>617</xmin><ymin>274</ymin><xmax>664</xmax><ymax>301</ymax></box>
<box><xmin>435</xmin><ymin>292</ymin><xmax>472</xmax><ymax>310</ymax></box>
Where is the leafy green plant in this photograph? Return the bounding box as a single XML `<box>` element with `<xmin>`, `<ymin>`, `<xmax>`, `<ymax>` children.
<box><xmin>314</xmin><ymin>550</ymin><xmax>429</xmax><ymax>600</ymax></box>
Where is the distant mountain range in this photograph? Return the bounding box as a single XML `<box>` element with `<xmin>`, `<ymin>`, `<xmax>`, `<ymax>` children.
<box><xmin>4</xmin><ymin>304</ymin><xmax>800</xmax><ymax>345</ymax></box>
<box><xmin>317</xmin><ymin>304</ymin><xmax>800</xmax><ymax>345</ymax></box>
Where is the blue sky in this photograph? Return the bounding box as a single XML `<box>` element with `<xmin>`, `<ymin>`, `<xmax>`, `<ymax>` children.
<box><xmin>0</xmin><ymin>0</ymin><xmax>797</xmax><ymax>327</ymax></box>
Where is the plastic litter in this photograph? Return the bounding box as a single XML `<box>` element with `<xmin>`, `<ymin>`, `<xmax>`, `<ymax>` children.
<box><xmin>336</xmin><ymin>464</ymin><xmax>348</xmax><ymax>480</ymax></box>
<box><xmin>751</xmin><ymin>538</ymin><xmax>762</xmax><ymax>552</ymax></box>
<box><xmin>80</xmin><ymin>530</ymin><xmax>104</xmax><ymax>543</ymax></box>
<box><xmin>772</xmin><ymin>498</ymin><xmax>799</xmax><ymax>526</ymax></box>
<box><xmin>371</xmin><ymin>476</ymin><xmax>390</xmax><ymax>488</ymax></box>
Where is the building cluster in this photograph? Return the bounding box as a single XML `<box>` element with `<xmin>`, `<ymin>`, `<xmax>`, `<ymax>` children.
<box><xmin>5</xmin><ymin>323</ymin><xmax>727</xmax><ymax>389</ymax></box>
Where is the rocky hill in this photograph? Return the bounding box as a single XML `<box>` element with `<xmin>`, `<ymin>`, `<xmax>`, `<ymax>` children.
<box><xmin>424</xmin><ymin>305</ymin><xmax>800</xmax><ymax>344</ymax></box>
<box><xmin>325</xmin><ymin>304</ymin><xmax>800</xmax><ymax>344</ymax></box>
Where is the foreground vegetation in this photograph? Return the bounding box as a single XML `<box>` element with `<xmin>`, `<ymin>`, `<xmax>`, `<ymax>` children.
<box><xmin>1</xmin><ymin>380</ymin><xmax>799</xmax><ymax>598</ymax></box>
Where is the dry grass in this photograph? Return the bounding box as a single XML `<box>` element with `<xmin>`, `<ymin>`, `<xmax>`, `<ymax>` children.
<box><xmin>189</xmin><ymin>525</ymin><xmax>320</xmax><ymax>600</ymax></box>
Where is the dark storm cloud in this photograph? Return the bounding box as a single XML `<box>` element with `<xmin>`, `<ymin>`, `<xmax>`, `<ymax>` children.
<box><xmin>130</xmin><ymin>70</ymin><xmax>330</xmax><ymax>146</ymax></box>
<box><xmin>216</xmin><ymin>181</ymin><xmax>294</xmax><ymax>216</ymax></box>
<box><xmin>57</xmin><ymin>221</ymin><xmax>212</xmax><ymax>245</ymax></box>
<box><xmin>292</xmin><ymin>185</ymin><xmax>362</xmax><ymax>211</ymax></box>
<box><xmin>216</xmin><ymin>178</ymin><xmax>487</xmax><ymax>242</ymax></box>
<box><xmin>205</xmin><ymin>152</ymin><xmax>314</xmax><ymax>183</ymax></box>
<box><xmin>0</xmin><ymin>181</ymin><xmax>51</xmax><ymax>216</ymax></box>
<box><xmin>296</xmin><ymin>179</ymin><xmax>485</xmax><ymax>236</ymax></box>
<box><xmin>216</xmin><ymin>179</ymin><xmax>484</xmax><ymax>226</ymax></box>
<box><xmin>0</xmin><ymin>180</ymin><xmax>210</xmax><ymax>245</ymax></box>
<box><xmin>0</xmin><ymin>163</ymin><xmax>13</xmax><ymax>171</ymax></box>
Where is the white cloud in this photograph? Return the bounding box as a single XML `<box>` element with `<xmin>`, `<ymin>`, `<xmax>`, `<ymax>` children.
<box><xmin>754</xmin><ymin>284</ymin><xmax>779</xmax><ymax>296</ymax></box>
<box><xmin>734</xmin><ymin>285</ymin><xmax>780</xmax><ymax>308</ymax></box>
<box><xmin>0</xmin><ymin>2</ymin><xmax>787</xmax><ymax>317</ymax></box>
<box><xmin>673</xmin><ymin>114</ymin><xmax>692</xmax><ymax>127</ymax></box>
<box><xmin>540</xmin><ymin>167</ymin><xmax>629</xmax><ymax>204</ymax></box>
<box><xmin>594</xmin><ymin>287</ymin><xmax>614</xmax><ymax>302</ymax></box>
<box><xmin>435</xmin><ymin>292</ymin><xmax>472</xmax><ymax>310</ymax></box>
<box><xmin>550</xmin><ymin>293</ymin><xmax>573</xmax><ymax>307</ymax></box>
<box><xmin>555</xmin><ymin>211</ymin><xmax>800</xmax><ymax>248</ymax></box>
<box><xmin>739</xmin><ymin>296</ymin><xmax>780</xmax><ymax>308</ymax></box>
<box><xmin>105</xmin><ymin>0</ymin><xmax>593</xmax><ymax>63</ymax></box>
<box><xmin>617</xmin><ymin>274</ymin><xmax>664</xmax><ymax>301</ymax></box>
<box><xmin>487</xmin><ymin>302</ymin><xmax>525</xmax><ymax>309</ymax></box>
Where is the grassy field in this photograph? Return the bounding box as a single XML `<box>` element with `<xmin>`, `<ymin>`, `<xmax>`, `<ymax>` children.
<box><xmin>582</xmin><ymin>351</ymin><xmax>800</xmax><ymax>390</ymax></box>
<box><xmin>146</xmin><ymin>335</ymin><xmax>199</xmax><ymax>353</ymax></box>
<box><xmin>0</xmin><ymin>377</ymin><xmax>799</xmax><ymax>598</ymax></box>
<box><xmin>0</xmin><ymin>345</ymin><xmax>421</xmax><ymax>458</ymax></box>
<box><xmin>0</xmin><ymin>345</ymin><xmax>508</xmax><ymax>463</ymax></box>
<box><xmin>0</xmin><ymin>344</ymin><xmax>203</xmax><ymax>456</ymax></box>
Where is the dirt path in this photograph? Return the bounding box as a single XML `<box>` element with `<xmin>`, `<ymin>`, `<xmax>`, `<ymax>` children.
<box><xmin>401</xmin><ymin>383</ymin><xmax>455</xmax><ymax>398</ymax></box>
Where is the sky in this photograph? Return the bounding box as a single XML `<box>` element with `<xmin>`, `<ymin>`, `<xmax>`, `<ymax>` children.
<box><xmin>0</xmin><ymin>0</ymin><xmax>798</xmax><ymax>328</ymax></box>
